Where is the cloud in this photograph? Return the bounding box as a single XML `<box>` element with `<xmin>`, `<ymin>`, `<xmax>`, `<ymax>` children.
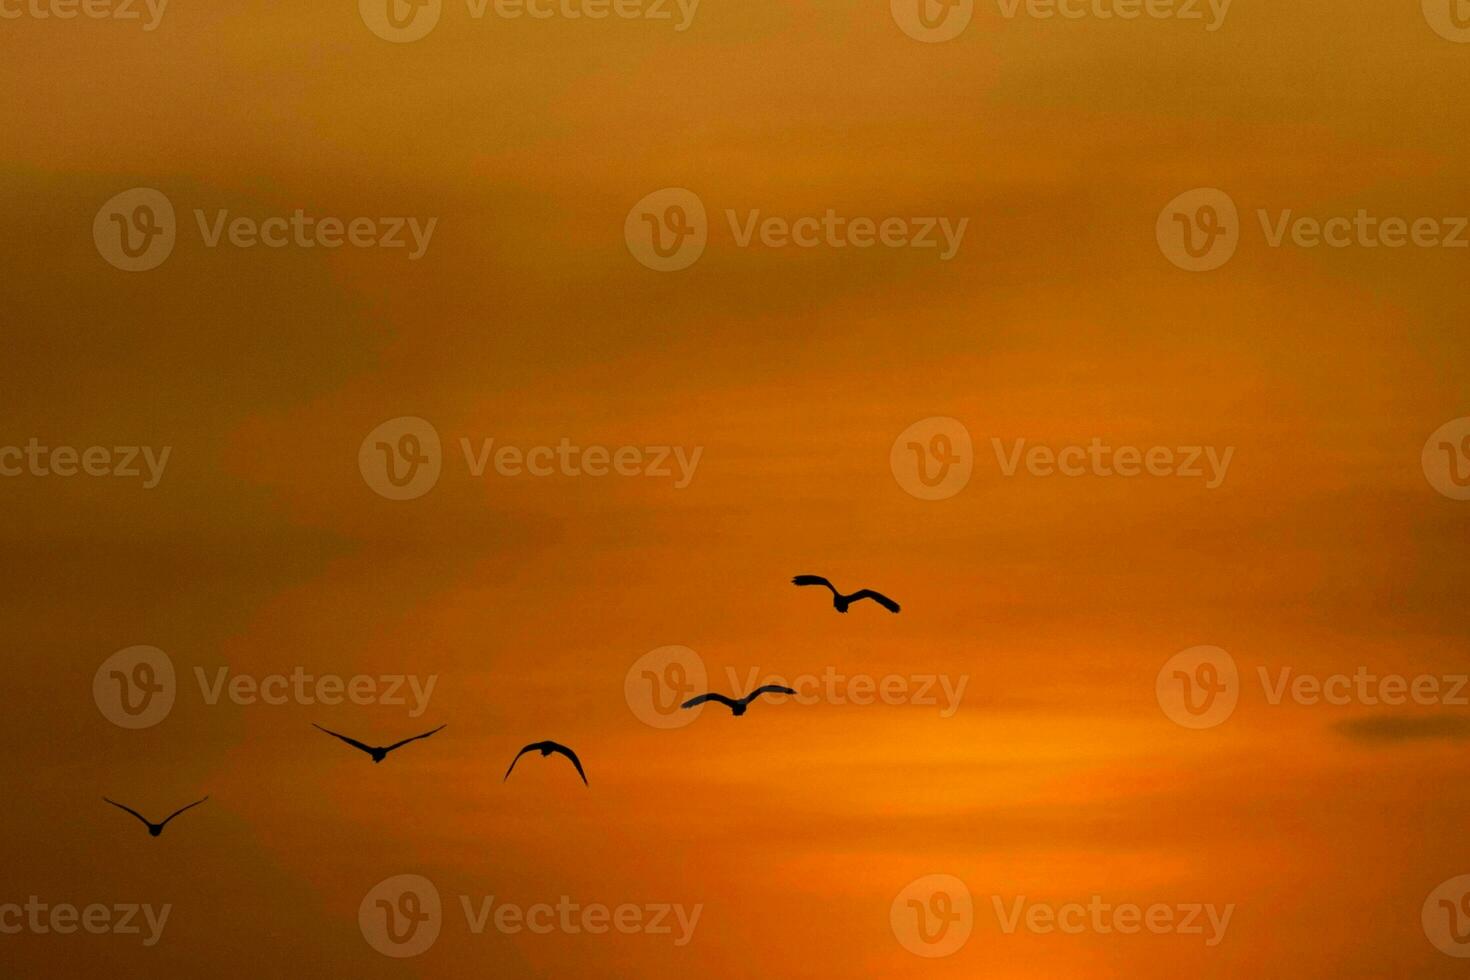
<box><xmin>1333</xmin><ymin>715</ymin><xmax>1470</xmax><ymax>744</ymax></box>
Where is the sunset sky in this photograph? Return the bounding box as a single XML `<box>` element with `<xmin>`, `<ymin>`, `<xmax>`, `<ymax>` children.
<box><xmin>3</xmin><ymin>0</ymin><xmax>1470</xmax><ymax>976</ymax></box>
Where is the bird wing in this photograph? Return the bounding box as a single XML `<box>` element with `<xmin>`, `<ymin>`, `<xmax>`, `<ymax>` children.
<box><xmin>504</xmin><ymin>744</ymin><xmax>538</xmax><ymax>781</ymax></box>
<box><xmin>159</xmin><ymin>796</ymin><xmax>209</xmax><ymax>827</ymax></box>
<box><xmin>748</xmin><ymin>684</ymin><xmax>797</xmax><ymax>700</ymax></box>
<box><xmin>792</xmin><ymin>574</ymin><xmax>835</xmax><ymax>592</ymax></box>
<box><xmin>547</xmin><ymin>743</ymin><xmax>589</xmax><ymax>785</ymax></box>
<box><xmin>313</xmin><ymin>724</ymin><xmax>376</xmax><ymax>755</ymax></box>
<box><xmin>850</xmin><ymin>589</ymin><xmax>900</xmax><ymax>612</ymax></box>
<box><xmin>103</xmin><ymin>797</ymin><xmax>151</xmax><ymax>827</ymax></box>
<box><xmin>681</xmin><ymin>692</ymin><xmax>739</xmax><ymax>710</ymax></box>
<box><xmin>384</xmin><ymin>724</ymin><xmax>447</xmax><ymax>753</ymax></box>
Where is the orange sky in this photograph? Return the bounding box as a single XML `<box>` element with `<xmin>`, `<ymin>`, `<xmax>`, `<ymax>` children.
<box><xmin>3</xmin><ymin>1</ymin><xmax>1470</xmax><ymax>976</ymax></box>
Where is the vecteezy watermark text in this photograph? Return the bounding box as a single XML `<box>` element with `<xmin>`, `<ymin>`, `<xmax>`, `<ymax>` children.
<box><xmin>992</xmin><ymin>437</ymin><xmax>1234</xmax><ymax>489</ymax></box>
<box><xmin>93</xmin><ymin>646</ymin><xmax>438</xmax><ymax>729</ymax></box>
<box><xmin>0</xmin><ymin>899</ymin><xmax>170</xmax><ymax>947</ymax></box>
<box><xmin>625</xmin><ymin>188</ymin><xmax>969</xmax><ymax>271</ymax></box>
<box><xmin>358</xmin><ymin>875</ymin><xmax>701</xmax><ymax>958</ymax></box>
<box><xmin>359</xmin><ymin>0</ymin><xmax>698</xmax><ymax>43</ymax></box>
<box><xmin>0</xmin><ymin>439</ymin><xmax>170</xmax><ymax>488</ymax></box>
<box><xmin>359</xmin><ymin>416</ymin><xmax>703</xmax><ymax>500</ymax></box>
<box><xmin>94</xmin><ymin>188</ymin><xmax>436</xmax><ymax>272</ymax></box>
<box><xmin>0</xmin><ymin>0</ymin><xmax>167</xmax><ymax>29</ymax></box>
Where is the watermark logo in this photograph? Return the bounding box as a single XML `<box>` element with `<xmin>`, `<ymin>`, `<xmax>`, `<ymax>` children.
<box><xmin>625</xmin><ymin>646</ymin><xmax>707</xmax><ymax>729</ymax></box>
<box><xmin>891</xmin><ymin>417</ymin><xmax>974</xmax><ymax>501</ymax></box>
<box><xmin>1422</xmin><ymin>417</ymin><xmax>1470</xmax><ymax>501</ymax></box>
<box><xmin>360</xmin><ymin>874</ymin><xmax>442</xmax><ymax>958</ymax></box>
<box><xmin>1424</xmin><ymin>875</ymin><xmax>1470</xmax><ymax>956</ymax></box>
<box><xmin>891</xmin><ymin>874</ymin><xmax>973</xmax><ymax>957</ymax></box>
<box><xmin>1424</xmin><ymin>0</ymin><xmax>1470</xmax><ymax>42</ymax></box>
<box><xmin>93</xmin><ymin>646</ymin><xmax>175</xmax><ymax>730</ymax></box>
<box><xmin>360</xmin><ymin>0</ymin><xmax>442</xmax><ymax>42</ymax></box>
<box><xmin>94</xmin><ymin>188</ymin><xmax>176</xmax><ymax>272</ymax></box>
<box><xmin>891</xmin><ymin>0</ymin><xmax>973</xmax><ymax>42</ymax></box>
<box><xmin>1156</xmin><ymin>646</ymin><xmax>1238</xmax><ymax>729</ymax></box>
<box><xmin>626</xmin><ymin>188</ymin><xmax>707</xmax><ymax>272</ymax></box>
<box><xmin>360</xmin><ymin>417</ymin><xmax>443</xmax><ymax>500</ymax></box>
<box><xmin>1157</xmin><ymin>188</ymin><xmax>1239</xmax><ymax>272</ymax></box>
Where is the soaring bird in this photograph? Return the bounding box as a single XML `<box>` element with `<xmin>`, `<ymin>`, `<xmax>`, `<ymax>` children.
<box><xmin>104</xmin><ymin>796</ymin><xmax>209</xmax><ymax>837</ymax></box>
<box><xmin>313</xmin><ymin>723</ymin><xmax>446</xmax><ymax>763</ymax></box>
<box><xmin>681</xmin><ymin>685</ymin><xmax>797</xmax><ymax>717</ymax></box>
<box><xmin>504</xmin><ymin>741</ymin><xmax>587</xmax><ymax>785</ymax></box>
<box><xmin>792</xmin><ymin>575</ymin><xmax>900</xmax><ymax>613</ymax></box>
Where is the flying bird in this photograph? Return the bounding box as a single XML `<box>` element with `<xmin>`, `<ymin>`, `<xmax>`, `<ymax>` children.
<box><xmin>313</xmin><ymin>723</ymin><xmax>446</xmax><ymax>763</ymax></box>
<box><xmin>104</xmin><ymin>796</ymin><xmax>209</xmax><ymax>837</ymax></box>
<box><xmin>504</xmin><ymin>741</ymin><xmax>587</xmax><ymax>785</ymax></box>
<box><xmin>682</xmin><ymin>685</ymin><xmax>797</xmax><ymax>717</ymax></box>
<box><xmin>792</xmin><ymin>575</ymin><xmax>900</xmax><ymax>613</ymax></box>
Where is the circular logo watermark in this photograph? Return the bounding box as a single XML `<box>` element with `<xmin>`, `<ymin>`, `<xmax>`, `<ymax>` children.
<box><xmin>1156</xmin><ymin>188</ymin><xmax>1239</xmax><ymax>272</ymax></box>
<box><xmin>1424</xmin><ymin>0</ymin><xmax>1470</xmax><ymax>42</ymax></box>
<box><xmin>891</xmin><ymin>417</ymin><xmax>973</xmax><ymax>501</ymax></box>
<box><xmin>625</xmin><ymin>188</ymin><xmax>707</xmax><ymax>272</ymax></box>
<box><xmin>1424</xmin><ymin>875</ymin><xmax>1470</xmax><ymax>957</ymax></box>
<box><xmin>94</xmin><ymin>188</ymin><xmax>176</xmax><ymax>272</ymax></box>
<box><xmin>625</xmin><ymin>645</ymin><xmax>707</xmax><ymax>729</ymax></box>
<box><xmin>1156</xmin><ymin>645</ymin><xmax>1238</xmax><ymax>730</ymax></box>
<box><xmin>1422</xmin><ymin>417</ymin><xmax>1470</xmax><ymax>501</ymax></box>
<box><xmin>359</xmin><ymin>0</ymin><xmax>441</xmax><ymax>42</ymax></box>
<box><xmin>891</xmin><ymin>0</ymin><xmax>973</xmax><ymax>42</ymax></box>
<box><xmin>891</xmin><ymin>874</ymin><xmax>973</xmax><ymax>957</ymax></box>
<box><xmin>360</xmin><ymin>874</ymin><xmax>442</xmax><ymax>958</ymax></box>
<box><xmin>359</xmin><ymin>416</ymin><xmax>442</xmax><ymax>500</ymax></box>
<box><xmin>93</xmin><ymin>645</ymin><xmax>176</xmax><ymax>729</ymax></box>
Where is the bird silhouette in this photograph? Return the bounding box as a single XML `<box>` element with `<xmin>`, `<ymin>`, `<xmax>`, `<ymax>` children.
<box><xmin>103</xmin><ymin>796</ymin><xmax>209</xmax><ymax>837</ymax></box>
<box><xmin>682</xmin><ymin>685</ymin><xmax>797</xmax><ymax>716</ymax></box>
<box><xmin>792</xmin><ymin>575</ymin><xmax>900</xmax><ymax>613</ymax></box>
<box><xmin>504</xmin><ymin>741</ymin><xmax>587</xmax><ymax>785</ymax></box>
<box><xmin>313</xmin><ymin>723</ymin><xmax>445</xmax><ymax>763</ymax></box>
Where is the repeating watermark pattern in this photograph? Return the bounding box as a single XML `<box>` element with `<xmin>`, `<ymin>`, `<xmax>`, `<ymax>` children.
<box><xmin>93</xmin><ymin>647</ymin><xmax>438</xmax><ymax>727</ymax></box>
<box><xmin>359</xmin><ymin>0</ymin><xmax>698</xmax><ymax>43</ymax></box>
<box><xmin>359</xmin><ymin>417</ymin><xmax>444</xmax><ymax>501</ymax></box>
<box><xmin>93</xmin><ymin>188</ymin><xmax>177</xmax><ymax>272</ymax></box>
<box><xmin>1424</xmin><ymin>875</ymin><xmax>1470</xmax><ymax>957</ymax></box>
<box><xmin>624</xmin><ymin>646</ymin><xmax>708</xmax><ymax>729</ymax></box>
<box><xmin>1159</xmin><ymin>646</ymin><xmax>1470</xmax><ymax>730</ymax></box>
<box><xmin>1160</xmin><ymin>187</ymin><xmax>1470</xmax><ymax>271</ymax></box>
<box><xmin>993</xmin><ymin>438</ymin><xmax>1234</xmax><ymax>489</ymax></box>
<box><xmin>1423</xmin><ymin>417</ymin><xmax>1470</xmax><ymax>501</ymax></box>
<box><xmin>892</xmin><ymin>0</ymin><xmax>1228</xmax><ymax>43</ymax></box>
<box><xmin>360</xmin><ymin>875</ymin><xmax>443</xmax><ymax>958</ymax></box>
<box><xmin>359</xmin><ymin>417</ymin><xmax>704</xmax><ymax>500</ymax></box>
<box><xmin>624</xmin><ymin>647</ymin><xmax>968</xmax><ymax>726</ymax></box>
<box><xmin>891</xmin><ymin>875</ymin><xmax>974</xmax><ymax>957</ymax></box>
<box><xmin>0</xmin><ymin>0</ymin><xmax>167</xmax><ymax>29</ymax></box>
<box><xmin>721</xmin><ymin>667</ymin><xmax>968</xmax><ymax>718</ymax></box>
<box><xmin>93</xmin><ymin>646</ymin><xmax>176</xmax><ymax>730</ymax></box>
<box><xmin>1156</xmin><ymin>188</ymin><xmax>1239</xmax><ymax>272</ymax></box>
<box><xmin>626</xmin><ymin>188</ymin><xmax>969</xmax><ymax>272</ymax></box>
<box><xmin>990</xmin><ymin>895</ymin><xmax>1234</xmax><ymax>946</ymax></box>
<box><xmin>891</xmin><ymin>417</ymin><xmax>974</xmax><ymax>501</ymax></box>
<box><xmin>0</xmin><ymin>899</ymin><xmax>171</xmax><ymax>947</ymax></box>
<box><xmin>1156</xmin><ymin>646</ymin><xmax>1239</xmax><ymax>730</ymax></box>
<box><xmin>0</xmin><ymin>439</ymin><xmax>170</xmax><ymax>488</ymax></box>
<box><xmin>359</xmin><ymin>874</ymin><xmax>702</xmax><ymax>957</ymax></box>
<box><xmin>94</xmin><ymin>189</ymin><xmax>436</xmax><ymax>272</ymax></box>
<box><xmin>1423</xmin><ymin>0</ymin><xmax>1470</xmax><ymax>43</ymax></box>
<box><xmin>891</xmin><ymin>0</ymin><xmax>973</xmax><ymax>43</ymax></box>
